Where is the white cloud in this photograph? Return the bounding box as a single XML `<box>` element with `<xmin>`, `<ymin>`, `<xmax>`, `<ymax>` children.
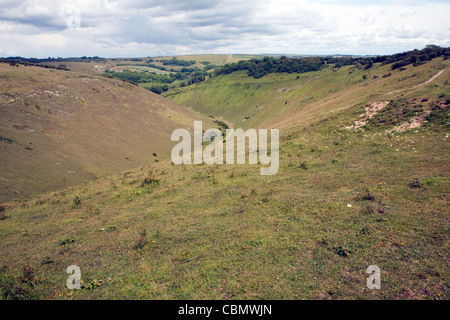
<box><xmin>0</xmin><ymin>0</ymin><xmax>448</xmax><ymax>57</ymax></box>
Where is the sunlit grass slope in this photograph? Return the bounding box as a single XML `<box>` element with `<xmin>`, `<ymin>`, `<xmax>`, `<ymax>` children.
<box><xmin>164</xmin><ymin>58</ymin><xmax>449</xmax><ymax>130</ymax></box>
<box><xmin>0</xmin><ymin>64</ymin><xmax>448</xmax><ymax>299</ymax></box>
<box><xmin>0</xmin><ymin>63</ymin><xmax>215</xmax><ymax>202</ymax></box>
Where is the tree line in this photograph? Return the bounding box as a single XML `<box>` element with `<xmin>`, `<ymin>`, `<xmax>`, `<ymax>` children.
<box><xmin>162</xmin><ymin>57</ymin><xmax>196</xmax><ymax>66</ymax></box>
<box><xmin>211</xmin><ymin>45</ymin><xmax>450</xmax><ymax>78</ymax></box>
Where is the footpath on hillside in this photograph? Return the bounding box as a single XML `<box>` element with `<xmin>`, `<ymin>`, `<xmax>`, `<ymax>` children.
<box><xmin>270</xmin><ymin>68</ymin><xmax>448</xmax><ymax>129</ymax></box>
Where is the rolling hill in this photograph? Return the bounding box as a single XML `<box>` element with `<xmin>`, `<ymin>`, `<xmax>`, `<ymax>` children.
<box><xmin>0</xmin><ymin>62</ymin><xmax>215</xmax><ymax>202</ymax></box>
<box><xmin>164</xmin><ymin>56</ymin><xmax>450</xmax><ymax>130</ymax></box>
<box><xmin>0</xmin><ymin>52</ymin><xmax>448</xmax><ymax>300</ymax></box>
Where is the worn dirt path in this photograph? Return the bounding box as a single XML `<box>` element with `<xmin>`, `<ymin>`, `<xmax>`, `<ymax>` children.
<box><xmin>269</xmin><ymin>86</ymin><xmax>363</xmax><ymax>129</ymax></box>
<box><xmin>269</xmin><ymin>68</ymin><xmax>448</xmax><ymax>129</ymax></box>
<box><xmin>388</xmin><ymin>68</ymin><xmax>448</xmax><ymax>94</ymax></box>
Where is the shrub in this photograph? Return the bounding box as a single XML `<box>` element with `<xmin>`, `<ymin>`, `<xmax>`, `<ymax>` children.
<box><xmin>141</xmin><ymin>176</ymin><xmax>160</xmax><ymax>187</ymax></box>
<box><xmin>106</xmin><ymin>225</ymin><xmax>117</xmax><ymax>232</ymax></box>
<box><xmin>408</xmin><ymin>178</ymin><xmax>422</xmax><ymax>188</ymax></box>
<box><xmin>72</xmin><ymin>195</ymin><xmax>81</xmax><ymax>208</ymax></box>
<box><xmin>60</xmin><ymin>237</ymin><xmax>76</xmax><ymax>246</ymax></box>
<box><xmin>40</xmin><ymin>257</ymin><xmax>55</xmax><ymax>265</ymax></box>
<box><xmin>0</xmin><ymin>205</ymin><xmax>6</xmax><ymax>220</ymax></box>
<box><xmin>361</xmin><ymin>188</ymin><xmax>375</xmax><ymax>201</ymax></box>
<box><xmin>336</xmin><ymin>246</ymin><xmax>351</xmax><ymax>257</ymax></box>
<box><xmin>82</xmin><ymin>279</ymin><xmax>103</xmax><ymax>290</ymax></box>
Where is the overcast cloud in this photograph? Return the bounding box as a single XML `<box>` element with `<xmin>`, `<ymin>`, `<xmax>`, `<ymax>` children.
<box><xmin>0</xmin><ymin>0</ymin><xmax>449</xmax><ymax>57</ymax></box>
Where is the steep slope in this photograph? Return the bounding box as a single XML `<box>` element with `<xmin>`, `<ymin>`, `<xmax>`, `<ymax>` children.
<box><xmin>0</xmin><ymin>57</ymin><xmax>448</xmax><ymax>301</ymax></box>
<box><xmin>164</xmin><ymin>57</ymin><xmax>449</xmax><ymax>130</ymax></box>
<box><xmin>0</xmin><ymin>62</ymin><xmax>215</xmax><ymax>202</ymax></box>
<box><xmin>0</xmin><ymin>74</ymin><xmax>448</xmax><ymax>299</ymax></box>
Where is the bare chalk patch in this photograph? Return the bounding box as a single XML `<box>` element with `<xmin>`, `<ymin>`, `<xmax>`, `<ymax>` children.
<box><xmin>346</xmin><ymin>101</ymin><xmax>390</xmax><ymax>130</ymax></box>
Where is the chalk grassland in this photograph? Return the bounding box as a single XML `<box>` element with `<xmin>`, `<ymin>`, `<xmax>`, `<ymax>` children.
<box><xmin>0</xmin><ymin>56</ymin><xmax>448</xmax><ymax>299</ymax></box>
<box><xmin>164</xmin><ymin>58</ymin><xmax>450</xmax><ymax>130</ymax></box>
<box><xmin>0</xmin><ymin>63</ymin><xmax>215</xmax><ymax>202</ymax></box>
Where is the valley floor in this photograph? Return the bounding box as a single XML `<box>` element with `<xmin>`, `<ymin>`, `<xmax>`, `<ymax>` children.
<box><xmin>0</xmin><ymin>56</ymin><xmax>448</xmax><ymax>300</ymax></box>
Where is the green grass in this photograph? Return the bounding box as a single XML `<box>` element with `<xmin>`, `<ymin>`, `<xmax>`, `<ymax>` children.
<box><xmin>0</xmin><ymin>92</ymin><xmax>448</xmax><ymax>299</ymax></box>
<box><xmin>0</xmin><ymin>62</ymin><xmax>215</xmax><ymax>202</ymax></box>
<box><xmin>164</xmin><ymin>58</ymin><xmax>449</xmax><ymax>130</ymax></box>
<box><xmin>0</xmin><ymin>56</ymin><xmax>448</xmax><ymax>300</ymax></box>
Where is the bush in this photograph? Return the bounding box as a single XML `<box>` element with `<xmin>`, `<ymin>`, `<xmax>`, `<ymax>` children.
<box><xmin>141</xmin><ymin>176</ymin><xmax>160</xmax><ymax>187</ymax></box>
<box><xmin>82</xmin><ymin>279</ymin><xmax>103</xmax><ymax>290</ymax></box>
<box><xmin>336</xmin><ymin>246</ymin><xmax>351</xmax><ymax>257</ymax></box>
<box><xmin>360</xmin><ymin>188</ymin><xmax>375</xmax><ymax>201</ymax></box>
<box><xmin>0</xmin><ymin>205</ymin><xmax>6</xmax><ymax>220</ymax></box>
<box><xmin>408</xmin><ymin>178</ymin><xmax>422</xmax><ymax>188</ymax></box>
<box><xmin>72</xmin><ymin>195</ymin><xmax>81</xmax><ymax>208</ymax></box>
<box><xmin>106</xmin><ymin>225</ymin><xmax>117</xmax><ymax>232</ymax></box>
<box><xmin>60</xmin><ymin>237</ymin><xmax>76</xmax><ymax>246</ymax></box>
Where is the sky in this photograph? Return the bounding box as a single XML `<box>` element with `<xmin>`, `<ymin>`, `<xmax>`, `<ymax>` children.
<box><xmin>0</xmin><ymin>0</ymin><xmax>449</xmax><ymax>58</ymax></box>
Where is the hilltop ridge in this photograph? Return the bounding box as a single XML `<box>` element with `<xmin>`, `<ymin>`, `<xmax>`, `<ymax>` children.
<box><xmin>0</xmin><ymin>62</ymin><xmax>215</xmax><ymax>202</ymax></box>
<box><xmin>0</xmin><ymin>50</ymin><xmax>448</xmax><ymax>300</ymax></box>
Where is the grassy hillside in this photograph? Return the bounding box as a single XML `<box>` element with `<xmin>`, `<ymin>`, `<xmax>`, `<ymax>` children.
<box><xmin>0</xmin><ymin>62</ymin><xmax>215</xmax><ymax>202</ymax></box>
<box><xmin>164</xmin><ymin>57</ymin><xmax>450</xmax><ymax>130</ymax></box>
<box><xmin>0</xmin><ymin>57</ymin><xmax>448</xmax><ymax>299</ymax></box>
